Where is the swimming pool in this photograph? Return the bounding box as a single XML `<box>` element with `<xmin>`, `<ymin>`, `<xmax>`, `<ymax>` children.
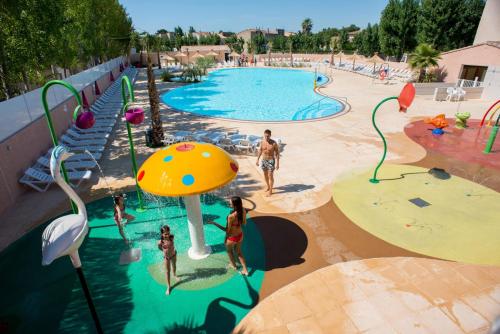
<box><xmin>161</xmin><ymin>68</ymin><xmax>344</xmax><ymax>121</ymax></box>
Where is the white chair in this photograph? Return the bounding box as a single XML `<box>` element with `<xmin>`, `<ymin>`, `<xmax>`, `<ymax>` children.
<box><xmin>455</xmin><ymin>87</ymin><xmax>466</xmax><ymax>101</ymax></box>
<box><xmin>235</xmin><ymin>139</ymin><xmax>255</xmax><ymax>154</ymax></box>
<box><xmin>19</xmin><ymin>167</ymin><xmax>91</xmax><ymax>192</ymax></box>
<box><xmin>217</xmin><ymin>138</ymin><xmax>235</xmax><ymax>152</ymax></box>
<box><xmin>163</xmin><ymin>134</ymin><xmax>177</xmax><ymax>146</ymax></box>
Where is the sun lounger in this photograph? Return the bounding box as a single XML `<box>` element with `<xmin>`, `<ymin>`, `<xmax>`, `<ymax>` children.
<box><xmin>61</xmin><ymin>135</ymin><xmax>107</xmax><ymax>147</ymax></box>
<box><xmin>36</xmin><ymin>156</ymin><xmax>96</xmax><ymax>171</ymax></box>
<box><xmin>66</xmin><ymin>128</ymin><xmax>109</xmax><ymax>140</ymax></box>
<box><xmin>217</xmin><ymin>138</ymin><xmax>235</xmax><ymax>152</ymax></box>
<box><xmin>234</xmin><ymin>139</ymin><xmax>255</xmax><ymax>154</ymax></box>
<box><xmin>19</xmin><ymin>167</ymin><xmax>91</xmax><ymax>192</ymax></box>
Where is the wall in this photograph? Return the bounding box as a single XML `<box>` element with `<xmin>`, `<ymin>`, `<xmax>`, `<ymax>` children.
<box><xmin>474</xmin><ymin>0</ymin><xmax>500</xmax><ymax>45</ymax></box>
<box><xmin>482</xmin><ymin>65</ymin><xmax>500</xmax><ymax>100</ymax></box>
<box><xmin>0</xmin><ymin>65</ymin><xmax>121</xmax><ymax>216</ymax></box>
<box><xmin>438</xmin><ymin>44</ymin><xmax>500</xmax><ymax>83</ymax></box>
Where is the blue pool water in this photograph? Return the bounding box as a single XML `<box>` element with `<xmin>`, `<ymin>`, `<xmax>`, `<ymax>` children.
<box><xmin>161</xmin><ymin>68</ymin><xmax>344</xmax><ymax>121</ymax></box>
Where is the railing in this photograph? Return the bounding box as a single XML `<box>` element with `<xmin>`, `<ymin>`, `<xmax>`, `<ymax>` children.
<box><xmin>457</xmin><ymin>79</ymin><xmax>484</xmax><ymax>88</ymax></box>
<box><xmin>0</xmin><ymin>56</ymin><xmax>125</xmax><ymax>142</ymax></box>
<box><xmin>292</xmin><ymin>95</ymin><xmax>347</xmax><ymax>121</ymax></box>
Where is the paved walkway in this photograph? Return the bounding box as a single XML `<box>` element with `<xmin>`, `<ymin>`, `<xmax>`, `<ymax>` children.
<box><xmin>235</xmin><ymin>257</ymin><xmax>500</xmax><ymax>334</ymax></box>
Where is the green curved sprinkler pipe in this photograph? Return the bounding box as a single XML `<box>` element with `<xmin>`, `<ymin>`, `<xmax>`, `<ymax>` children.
<box><xmin>41</xmin><ymin>80</ymin><xmax>82</xmax><ymax>213</ymax></box>
<box><xmin>121</xmin><ymin>75</ymin><xmax>145</xmax><ymax>211</ymax></box>
<box><xmin>369</xmin><ymin>96</ymin><xmax>399</xmax><ymax>184</ymax></box>
<box><xmin>483</xmin><ymin>112</ymin><xmax>500</xmax><ymax>154</ymax></box>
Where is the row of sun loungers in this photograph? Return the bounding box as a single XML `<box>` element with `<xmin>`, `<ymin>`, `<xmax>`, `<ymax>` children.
<box><xmin>332</xmin><ymin>61</ymin><xmax>414</xmax><ymax>82</ymax></box>
<box><xmin>19</xmin><ymin>67</ymin><xmax>138</xmax><ymax>192</ymax></box>
<box><xmin>164</xmin><ymin>131</ymin><xmax>283</xmax><ymax>155</ymax></box>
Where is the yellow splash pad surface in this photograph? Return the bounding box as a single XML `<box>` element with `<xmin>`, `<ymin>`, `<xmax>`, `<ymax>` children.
<box><xmin>332</xmin><ymin>164</ymin><xmax>500</xmax><ymax>265</ymax></box>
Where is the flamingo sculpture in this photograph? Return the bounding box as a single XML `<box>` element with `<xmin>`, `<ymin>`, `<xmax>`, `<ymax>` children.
<box><xmin>41</xmin><ymin>145</ymin><xmax>103</xmax><ymax>334</ymax></box>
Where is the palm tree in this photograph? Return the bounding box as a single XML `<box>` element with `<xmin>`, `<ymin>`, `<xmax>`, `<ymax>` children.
<box><xmin>146</xmin><ymin>53</ymin><xmax>164</xmax><ymax>146</ymax></box>
<box><xmin>302</xmin><ymin>18</ymin><xmax>313</xmax><ymax>35</ymax></box>
<box><xmin>409</xmin><ymin>43</ymin><xmax>441</xmax><ymax>83</ymax></box>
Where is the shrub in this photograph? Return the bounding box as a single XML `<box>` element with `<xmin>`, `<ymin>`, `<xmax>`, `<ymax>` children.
<box><xmin>161</xmin><ymin>71</ymin><xmax>173</xmax><ymax>82</ymax></box>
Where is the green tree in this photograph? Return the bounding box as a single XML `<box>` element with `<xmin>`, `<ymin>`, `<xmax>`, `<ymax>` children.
<box><xmin>225</xmin><ymin>36</ymin><xmax>244</xmax><ymax>53</ymax></box>
<box><xmin>195</xmin><ymin>57</ymin><xmax>215</xmax><ymax>75</ymax></box>
<box><xmin>338</xmin><ymin>30</ymin><xmax>349</xmax><ymax>50</ymax></box>
<box><xmin>409</xmin><ymin>43</ymin><xmax>441</xmax><ymax>82</ymax></box>
<box><xmin>380</xmin><ymin>0</ymin><xmax>419</xmax><ymax>58</ymax></box>
<box><xmin>251</xmin><ymin>32</ymin><xmax>267</xmax><ymax>54</ymax></box>
<box><xmin>418</xmin><ymin>0</ymin><xmax>484</xmax><ymax>51</ymax></box>
<box><xmin>302</xmin><ymin>18</ymin><xmax>313</xmax><ymax>34</ymax></box>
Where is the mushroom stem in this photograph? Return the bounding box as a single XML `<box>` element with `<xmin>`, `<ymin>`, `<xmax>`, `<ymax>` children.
<box><xmin>184</xmin><ymin>195</ymin><xmax>212</xmax><ymax>259</ymax></box>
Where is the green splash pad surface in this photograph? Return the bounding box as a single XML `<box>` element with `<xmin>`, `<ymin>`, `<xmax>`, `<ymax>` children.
<box><xmin>0</xmin><ymin>192</ymin><xmax>265</xmax><ymax>334</ymax></box>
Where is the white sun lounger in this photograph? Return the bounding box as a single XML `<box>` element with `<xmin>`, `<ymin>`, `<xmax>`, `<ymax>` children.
<box><xmin>19</xmin><ymin>167</ymin><xmax>91</xmax><ymax>192</ymax></box>
<box><xmin>234</xmin><ymin>139</ymin><xmax>255</xmax><ymax>154</ymax></box>
<box><xmin>61</xmin><ymin>135</ymin><xmax>107</xmax><ymax>147</ymax></box>
<box><xmin>66</xmin><ymin>128</ymin><xmax>109</xmax><ymax>140</ymax></box>
<box><xmin>217</xmin><ymin>138</ymin><xmax>235</xmax><ymax>152</ymax></box>
<box><xmin>36</xmin><ymin>156</ymin><xmax>97</xmax><ymax>171</ymax></box>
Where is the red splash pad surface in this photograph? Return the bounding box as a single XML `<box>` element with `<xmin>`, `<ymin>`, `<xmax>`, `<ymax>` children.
<box><xmin>404</xmin><ymin>119</ymin><xmax>500</xmax><ymax>170</ymax></box>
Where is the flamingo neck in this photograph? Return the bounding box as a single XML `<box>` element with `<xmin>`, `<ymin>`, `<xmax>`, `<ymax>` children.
<box><xmin>53</xmin><ymin>161</ymin><xmax>87</xmax><ymax>219</ymax></box>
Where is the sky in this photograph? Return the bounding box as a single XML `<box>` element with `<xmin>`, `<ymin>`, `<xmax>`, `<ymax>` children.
<box><xmin>119</xmin><ymin>0</ymin><xmax>389</xmax><ymax>34</ymax></box>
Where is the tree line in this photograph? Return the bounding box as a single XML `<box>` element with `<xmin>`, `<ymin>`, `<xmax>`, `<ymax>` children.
<box><xmin>0</xmin><ymin>0</ymin><xmax>132</xmax><ymax>100</ymax></box>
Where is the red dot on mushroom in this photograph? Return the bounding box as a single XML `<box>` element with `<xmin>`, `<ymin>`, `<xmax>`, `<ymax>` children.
<box><xmin>176</xmin><ymin>143</ymin><xmax>195</xmax><ymax>152</ymax></box>
<box><xmin>230</xmin><ymin>162</ymin><xmax>238</xmax><ymax>173</ymax></box>
<box><xmin>138</xmin><ymin>170</ymin><xmax>145</xmax><ymax>181</ymax></box>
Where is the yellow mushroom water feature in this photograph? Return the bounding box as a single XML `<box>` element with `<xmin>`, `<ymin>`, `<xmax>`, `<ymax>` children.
<box><xmin>137</xmin><ymin>142</ymin><xmax>239</xmax><ymax>259</ymax></box>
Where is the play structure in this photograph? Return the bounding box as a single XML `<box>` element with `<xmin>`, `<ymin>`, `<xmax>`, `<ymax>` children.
<box><xmin>484</xmin><ymin>112</ymin><xmax>500</xmax><ymax>154</ymax></box>
<box><xmin>137</xmin><ymin>142</ymin><xmax>239</xmax><ymax>259</ymax></box>
<box><xmin>120</xmin><ymin>75</ymin><xmax>146</xmax><ymax>211</ymax></box>
<box><xmin>455</xmin><ymin>112</ymin><xmax>471</xmax><ymax>129</ymax></box>
<box><xmin>41</xmin><ymin>146</ymin><xmax>103</xmax><ymax>333</ymax></box>
<box><xmin>425</xmin><ymin>114</ymin><xmax>448</xmax><ymax>135</ymax></box>
<box><xmin>42</xmin><ymin>80</ymin><xmax>96</xmax><ymax>213</ymax></box>
<box><xmin>480</xmin><ymin>99</ymin><xmax>500</xmax><ymax>127</ymax></box>
<box><xmin>369</xmin><ymin>83</ymin><xmax>416</xmax><ymax>183</ymax></box>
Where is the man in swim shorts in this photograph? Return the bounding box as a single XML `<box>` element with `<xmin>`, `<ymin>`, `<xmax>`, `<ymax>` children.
<box><xmin>256</xmin><ymin>129</ymin><xmax>280</xmax><ymax>196</ymax></box>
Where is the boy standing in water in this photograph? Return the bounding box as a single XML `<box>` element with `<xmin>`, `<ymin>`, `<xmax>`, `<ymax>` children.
<box><xmin>113</xmin><ymin>194</ymin><xmax>135</xmax><ymax>246</ymax></box>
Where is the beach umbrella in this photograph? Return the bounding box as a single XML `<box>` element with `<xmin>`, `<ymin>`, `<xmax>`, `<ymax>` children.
<box><xmin>347</xmin><ymin>53</ymin><xmax>360</xmax><ymax>70</ymax></box>
<box><xmin>161</xmin><ymin>54</ymin><xmax>176</xmax><ymax>66</ymax></box>
<box><xmin>206</xmin><ymin>50</ymin><xmax>219</xmax><ymax>57</ymax></box>
<box><xmin>174</xmin><ymin>51</ymin><xmax>187</xmax><ymax>64</ymax></box>
<box><xmin>336</xmin><ymin>51</ymin><xmax>344</xmax><ymax>65</ymax></box>
<box><xmin>230</xmin><ymin>51</ymin><xmax>240</xmax><ymax>58</ymax></box>
<box><xmin>191</xmin><ymin>52</ymin><xmax>204</xmax><ymax>59</ymax></box>
<box><xmin>367</xmin><ymin>53</ymin><xmax>386</xmax><ymax>72</ymax></box>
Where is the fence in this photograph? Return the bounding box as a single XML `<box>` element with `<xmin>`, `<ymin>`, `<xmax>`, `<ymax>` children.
<box><xmin>457</xmin><ymin>79</ymin><xmax>484</xmax><ymax>88</ymax></box>
<box><xmin>0</xmin><ymin>56</ymin><xmax>125</xmax><ymax>143</ymax></box>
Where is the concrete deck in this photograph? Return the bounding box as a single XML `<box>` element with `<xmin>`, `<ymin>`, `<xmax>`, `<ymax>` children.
<box><xmin>1</xmin><ymin>66</ymin><xmax>498</xmax><ymax>333</ymax></box>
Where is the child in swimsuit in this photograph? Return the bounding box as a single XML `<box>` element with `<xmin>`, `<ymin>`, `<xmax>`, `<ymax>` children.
<box><xmin>113</xmin><ymin>194</ymin><xmax>135</xmax><ymax>246</ymax></box>
<box><xmin>207</xmin><ymin>196</ymin><xmax>249</xmax><ymax>276</ymax></box>
<box><xmin>157</xmin><ymin>225</ymin><xmax>178</xmax><ymax>295</ymax></box>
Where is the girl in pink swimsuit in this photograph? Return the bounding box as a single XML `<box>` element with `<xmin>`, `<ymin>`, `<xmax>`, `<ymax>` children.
<box><xmin>208</xmin><ymin>196</ymin><xmax>249</xmax><ymax>276</ymax></box>
<box><xmin>157</xmin><ymin>225</ymin><xmax>178</xmax><ymax>295</ymax></box>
